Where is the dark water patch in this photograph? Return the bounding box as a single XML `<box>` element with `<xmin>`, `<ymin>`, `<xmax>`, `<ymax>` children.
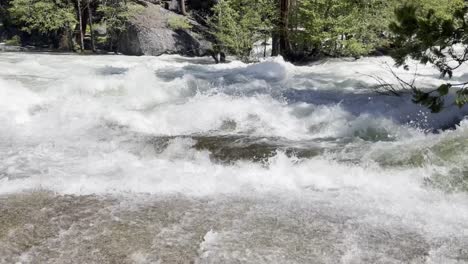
<box><xmin>156</xmin><ymin>62</ymin><xmax>286</xmax><ymax>86</ymax></box>
<box><xmin>160</xmin><ymin>56</ymin><xmax>216</xmax><ymax>65</ymax></box>
<box><xmin>96</xmin><ymin>66</ymin><xmax>128</xmax><ymax>76</ymax></box>
<box><xmin>352</xmin><ymin>127</ymin><xmax>399</xmax><ymax>142</ymax></box>
<box><xmin>284</xmin><ymin>89</ymin><xmax>410</xmax><ymax>115</ymax></box>
<box><xmin>284</xmin><ymin>89</ymin><xmax>468</xmax><ymax>132</ymax></box>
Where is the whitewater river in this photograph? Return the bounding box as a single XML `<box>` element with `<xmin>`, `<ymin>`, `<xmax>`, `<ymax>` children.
<box><xmin>1</xmin><ymin>52</ymin><xmax>468</xmax><ymax>263</ymax></box>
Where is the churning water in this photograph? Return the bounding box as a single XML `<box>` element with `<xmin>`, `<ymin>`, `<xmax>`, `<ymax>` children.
<box><xmin>0</xmin><ymin>52</ymin><xmax>468</xmax><ymax>263</ymax></box>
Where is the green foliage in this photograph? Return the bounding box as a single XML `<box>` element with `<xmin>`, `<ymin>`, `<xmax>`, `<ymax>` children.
<box><xmin>4</xmin><ymin>35</ymin><xmax>21</xmax><ymax>46</ymax></box>
<box><xmin>96</xmin><ymin>36</ymin><xmax>108</xmax><ymax>45</ymax></box>
<box><xmin>412</xmin><ymin>88</ymin><xmax>445</xmax><ymax>113</ymax></box>
<box><xmin>98</xmin><ymin>3</ymin><xmax>132</xmax><ymax>36</ymax></box>
<box><xmin>389</xmin><ymin>2</ymin><xmax>468</xmax><ymax>112</ymax></box>
<box><xmin>97</xmin><ymin>2</ymin><xmax>142</xmax><ymax>49</ymax></box>
<box><xmin>413</xmin><ymin>0</ymin><xmax>465</xmax><ymax>19</ymax></box>
<box><xmin>167</xmin><ymin>15</ymin><xmax>192</xmax><ymax>30</ymax></box>
<box><xmin>210</xmin><ymin>0</ymin><xmax>276</xmax><ymax>62</ymax></box>
<box><xmin>8</xmin><ymin>0</ymin><xmax>76</xmax><ymax>34</ymax></box>
<box><xmin>209</xmin><ymin>0</ymin><xmax>402</xmax><ymax>59</ymax></box>
<box><xmin>292</xmin><ymin>0</ymin><xmax>398</xmax><ymax>57</ymax></box>
<box><xmin>390</xmin><ymin>2</ymin><xmax>467</xmax><ymax>73</ymax></box>
<box><xmin>456</xmin><ymin>89</ymin><xmax>468</xmax><ymax>108</ymax></box>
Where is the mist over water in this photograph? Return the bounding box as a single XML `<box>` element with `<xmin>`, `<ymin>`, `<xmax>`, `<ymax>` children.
<box><xmin>1</xmin><ymin>52</ymin><xmax>468</xmax><ymax>263</ymax></box>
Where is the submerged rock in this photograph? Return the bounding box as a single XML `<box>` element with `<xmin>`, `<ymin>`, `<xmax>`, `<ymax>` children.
<box><xmin>118</xmin><ymin>4</ymin><xmax>212</xmax><ymax>56</ymax></box>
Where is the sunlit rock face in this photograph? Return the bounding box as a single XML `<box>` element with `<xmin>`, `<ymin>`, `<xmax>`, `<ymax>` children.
<box><xmin>0</xmin><ymin>52</ymin><xmax>467</xmax><ymax>263</ymax></box>
<box><xmin>118</xmin><ymin>4</ymin><xmax>212</xmax><ymax>56</ymax></box>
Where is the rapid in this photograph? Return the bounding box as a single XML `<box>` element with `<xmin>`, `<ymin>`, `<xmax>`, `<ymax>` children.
<box><xmin>0</xmin><ymin>52</ymin><xmax>468</xmax><ymax>263</ymax></box>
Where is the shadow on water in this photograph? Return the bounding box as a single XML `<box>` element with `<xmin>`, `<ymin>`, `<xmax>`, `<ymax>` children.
<box><xmin>156</xmin><ymin>61</ymin><xmax>287</xmax><ymax>84</ymax></box>
<box><xmin>92</xmin><ymin>58</ymin><xmax>467</xmax><ymax>134</ymax></box>
<box><xmin>160</xmin><ymin>56</ymin><xmax>216</xmax><ymax>65</ymax></box>
<box><xmin>96</xmin><ymin>66</ymin><xmax>129</xmax><ymax>76</ymax></box>
<box><xmin>283</xmin><ymin>89</ymin><xmax>468</xmax><ymax>132</ymax></box>
<box><xmin>152</xmin><ymin>61</ymin><xmax>467</xmax><ymax>132</ymax></box>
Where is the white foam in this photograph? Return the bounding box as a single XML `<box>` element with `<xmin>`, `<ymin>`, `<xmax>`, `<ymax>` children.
<box><xmin>0</xmin><ymin>78</ymin><xmax>43</xmax><ymax>125</ymax></box>
<box><xmin>1</xmin><ymin>52</ymin><xmax>468</xmax><ymax>242</ymax></box>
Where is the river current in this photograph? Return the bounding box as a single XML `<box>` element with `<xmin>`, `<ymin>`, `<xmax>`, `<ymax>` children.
<box><xmin>0</xmin><ymin>52</ymin><xmax>468</xmax><ymax>263</ymax></box>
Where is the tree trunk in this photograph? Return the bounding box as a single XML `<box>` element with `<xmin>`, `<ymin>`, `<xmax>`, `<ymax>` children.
<box><xmin>68</xmin><ymin>28</ymin><xmax>74</xmax><ymax>51</ymax></box>
<box><xmin>82</xmin><ymin>9</ymin><xmax>88</xmax><ymax>43</ymax></box>
<box><xmin>179</xmin><ymin>0</ymin><xmax>187</xmax><ymax>15</ymax></box>
<box><xmin>87</xmin><ymin>0</ymin><xmax>95</xmax><ymax>52</ymax></box>
<box><xmin>77</xmin><ymin>0</ymin><xmax>84</xmax><ymax>51</ymax></box>
<box><xmin>279</xmin><ymin>0</ymin><xmax>291</xmax><ymax>58</ymax></box>
<box><xmin>272</xmin><ymin>31</ymin><xmax>279</xmax><ymax>56</ymax></box>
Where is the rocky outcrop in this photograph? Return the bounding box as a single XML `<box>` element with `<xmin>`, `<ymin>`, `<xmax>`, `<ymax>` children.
<box><xmin>118</xmin><ymin>4</ymin><xmax>212</xmax><ymax>56</ymax></box>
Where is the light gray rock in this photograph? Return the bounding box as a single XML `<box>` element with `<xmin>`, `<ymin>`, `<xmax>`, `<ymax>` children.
<box><xmin>118</xmin><ymin>4</ymin><xmax>212</xmax><ymax>56</ymax></box>
<box><xmin>0</xmin><ymin>43</ymin><xmax>24</xmax><ymax>52</ymax></box>
<box><xmin>168</xmin><ymin>0</ymin><xmax>180</xmax><ymax>12</ymax></box>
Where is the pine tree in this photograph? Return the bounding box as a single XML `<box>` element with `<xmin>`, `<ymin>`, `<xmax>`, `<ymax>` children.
<box><xmin>389</xmin><ymin>1</ymin><xmax>468</xmax><ymax>112</ymax></box>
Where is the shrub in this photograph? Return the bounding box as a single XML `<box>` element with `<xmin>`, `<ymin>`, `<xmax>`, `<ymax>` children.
<box><xmin>210</xmin><ymin>0</ymin><xmax>276</xmax><ymax>62</ymax></box>
<box><xmin>167</xmin><ymin>16</ymin><xmax>192</xmax><ymax>31</ymax></box>
<box><xmin>5</xmin><ymin>35</ymin><xmax>21</xmax><ymax>46</ymax></box>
